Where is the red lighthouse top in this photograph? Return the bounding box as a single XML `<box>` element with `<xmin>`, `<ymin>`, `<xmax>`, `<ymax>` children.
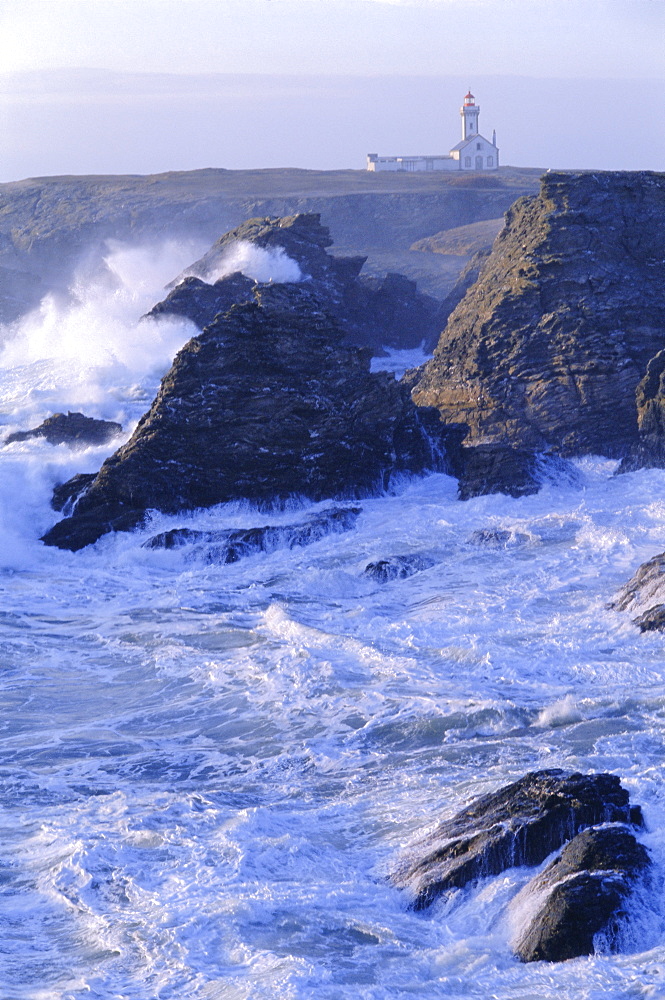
<box><xmin>464</xmin><ymin>91</ymin><xmax>475</xmax><ymax>105</ymax></box>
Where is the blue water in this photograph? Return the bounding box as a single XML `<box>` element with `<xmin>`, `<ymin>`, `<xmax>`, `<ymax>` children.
<box><xmin>1</xmin><ymin>245</ymin><xmax>665</xmax><ymax>999</ymax></box>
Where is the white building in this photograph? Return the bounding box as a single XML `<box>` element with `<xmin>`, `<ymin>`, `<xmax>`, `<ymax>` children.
<box><xmin>367</xmin><ymin>91</ymin><xmax>499</xmax><ymax>172</ymax></box>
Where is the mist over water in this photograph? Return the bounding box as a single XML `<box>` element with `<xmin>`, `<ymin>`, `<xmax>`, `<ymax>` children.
<box><xmin>2</xmin><ymin>246</ymin><xmax>665</xmax><ymax>997</ymax></box>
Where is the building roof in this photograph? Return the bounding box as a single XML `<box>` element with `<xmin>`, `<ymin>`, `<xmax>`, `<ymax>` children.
<box><xmin>449</xmin><ymin>133</ymin><xmax>497</xmax><ymax>153</ymax></box>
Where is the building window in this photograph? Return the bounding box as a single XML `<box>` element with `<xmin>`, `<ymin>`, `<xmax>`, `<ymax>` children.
<box><xmin>487</xmin><ymin>156</ymin><xmax>493</xmax><ymax>167</ymax></box>
<box><xmin>464</xmin><ymin>156</ymin><xmax>471</xmax><ymax>168</ymax></box>
<box><xmin>476</xmin><ymin>142</ymin><xmax>482</xmax><ymax>150</ymax></box>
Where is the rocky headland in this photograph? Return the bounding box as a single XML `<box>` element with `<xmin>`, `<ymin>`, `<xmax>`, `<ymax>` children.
<box><xmin>0</xmin><ymin>166</ymin><xmax>540</xmax><ymax>323</ymax></box>
<box><xmin>410</xmin><ymin>171</ymin><xmax>665</xmax><ymax>457</ymax></box>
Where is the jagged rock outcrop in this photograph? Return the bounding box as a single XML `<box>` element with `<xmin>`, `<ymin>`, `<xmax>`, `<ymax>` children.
<box><xmin>142</xmin><ymin>506</ymin><xmax>361</xmax><ymax>563</ymax></box>
<box><xmin>512</xmin><ymin>825</ymin><xmax>651</xmax><ymax>962</ymax></box>
<box><xmin>610</xmin><ymin>552</ymin><xmax>665</xmax><ymax>631</ymax></box>
<box><xmin>410</xmin><ymin>171</ymin><xmax>665</xmax><ymax>456</ymax></box>
<box><xmin>148</xmin><ymin>213</ymin><xmax>444</xmax><ymax>352</ymax></box>
<box><xmin>392</xmin><ymin>769</ymin><xmax>642</xmax><ymax>911</ymax></box>
<box><xmin>42</xmin><ymin>283</ymin><xmax>460</xmax><ymax>551</ymax></box>
<box><xmin>4</xmin><ymin>411</ymin><xmax>122</xmax><ymax>448</ymax></box>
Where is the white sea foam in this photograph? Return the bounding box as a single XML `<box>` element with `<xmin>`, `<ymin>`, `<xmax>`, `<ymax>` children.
<box><xmin>204</xmin><ymin>240</ymin><xmax>303</xmax><ymax>284</ymax></box>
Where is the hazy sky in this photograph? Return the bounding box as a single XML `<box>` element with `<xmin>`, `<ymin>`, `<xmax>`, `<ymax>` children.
<box><xmin>1</xmin><ymin>0</ymin><xmax>663</xmax><ymax>79</ymax></box>
<box><xmin>0</xmin><ymin>0</ymin><xmax>663</xmax><ymax>180</ymax></box>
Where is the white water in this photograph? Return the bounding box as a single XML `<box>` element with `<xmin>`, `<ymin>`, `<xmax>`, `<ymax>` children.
<box><xmin>2</xmin><ymin>253</ymin><xmax>665</xmax><ymax>999</ymax></box>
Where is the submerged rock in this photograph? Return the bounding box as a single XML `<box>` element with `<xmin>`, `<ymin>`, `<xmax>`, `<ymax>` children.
<box><xmin>467</xmin><ymin>527</ymin><xmax>530</xmax><ymax>547</ymax></box>
<box><xmin>42</xmin><ymin>283</ymin><xmax>459</xmax><ymax>551</ymax></box>
<box><xmin>512</xmin><ymin>825</ymin><xmax>651</xmax><ymax>963</ymax></box>
<box><xmin>392</xmin><ymin>769</ymin><xmax>642</xmax><ymax>911</ymax></box>
<box><xmin>410</xmin><ymin>171</ymin><xmax>665</xmax><ymax>457</ymax></box>
<box><xmin>143</xmin><ymin>506</ymin><xmax>361</xmax><ymax>563</ymax></box>
<box><xmin>4</xmin><ymin>411</ymin><xmax>122</xmax><ymax>448</ymax></box>
<box><xmin>150</xmin><ymin>213</ymin><xmax>444</xmax><ymax>352</ymax></box>
<box><xmin>363</xmin><ymin>554</ymin><xmax>435</xmax><ymax>583</ymax></box>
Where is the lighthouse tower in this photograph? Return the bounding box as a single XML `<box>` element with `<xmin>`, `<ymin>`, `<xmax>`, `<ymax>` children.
<box><xmin>460</xmin><ymin>91</ymin><xmax>480</xmax><ymax>140</ymax></box>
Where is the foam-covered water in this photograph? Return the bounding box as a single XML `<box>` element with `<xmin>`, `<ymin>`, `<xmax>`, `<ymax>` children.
<box><xmin>2</xmin><ymin>251</ymin><xmax>665</xmax><ymax>998</ymax></box>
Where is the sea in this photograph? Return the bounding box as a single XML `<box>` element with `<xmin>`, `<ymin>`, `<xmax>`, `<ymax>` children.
<box><xmin>1</xmin><ymin>242</ymin><xmax>665</xmax><ymax>1000</ymax></box>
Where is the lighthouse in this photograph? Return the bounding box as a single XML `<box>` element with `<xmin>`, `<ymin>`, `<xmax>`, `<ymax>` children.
<box><xmin>460</xmin><ymin>91</ymin><xmax>480</xmax><ymax>140</ymax></box>
<box><xmin>367</xmin><ymin>90</ymin><xmax>500</xmax><ymax>172</ymax></box>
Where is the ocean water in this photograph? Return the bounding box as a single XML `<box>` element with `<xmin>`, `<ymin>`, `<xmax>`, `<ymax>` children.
<box><xmin>2</xmin><ymin>248</ymin><xmax>665</xmax><ymax>999</ymax></box>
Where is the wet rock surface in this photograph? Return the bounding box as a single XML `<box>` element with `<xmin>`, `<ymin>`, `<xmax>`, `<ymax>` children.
<box><xmin>42</xmin><ymin>282</ymin><xmax>460</xmax><ymax>551</ymax></box>
<box><xmin>467</xmin><ymin>527</ymin><xmax>530</xmax><ymax>548</ymax></box>
<box><xmin>512</xmin><ymin>825</ymin><xmax>651</xmax><ymax>963</ymax></box>
<box><xmin>410</xmin><ymin>171</ymin><xmax>665</xmax><ymax>457</ymax></box>
<box><xmin>143</xmin><ymin>506</ymin><xmax>361</xmax><ymax>563</ymax></box>
<box><xmin>363</xmin><ymin>554</ymin><xmax>435</xmax><ymax>583</ymax></box>
<box><xmin>392</xmin><ymin>769</ymin><xmax>641</xmax><ymax>911</ymax></box>
<box><xmin>51</xmin><ymin>473</ymin><xmax>97</xmax><ymax>514</ymax></box>
<box><xmin>611</xmin><ymin>552</ymin><xmax>665</xmax><ymax>631</ymax></box>
<box><xmin>4</xmin><ymin>411</ymin><xmax>122</xmax><ymax>448</ymax></box>
<box><xmin>457</xmin><ymin>444</ymin><xmax>541</xmax><ymax>501</ymax></box>
<box><xmin>152</xmin><ymin>213</ymin><xmax>444</xmax><ymax>352</ymax></box>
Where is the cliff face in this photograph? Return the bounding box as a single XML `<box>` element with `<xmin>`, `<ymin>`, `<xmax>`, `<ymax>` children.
<box><xmin>410</xmin><ymin>171</ymin><xmax>665</xmax><ymax>456</ymax></box>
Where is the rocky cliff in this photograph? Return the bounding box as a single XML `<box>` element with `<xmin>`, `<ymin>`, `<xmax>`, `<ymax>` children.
<box><xmin>42</xmin><ymin>282</ymin><xmax>459</xmax><ymax>551</ymax></box>
<box><xmin>410</xmin><ymin>171</ymin><xmax>665</xmax><ymax>457</ymax></box>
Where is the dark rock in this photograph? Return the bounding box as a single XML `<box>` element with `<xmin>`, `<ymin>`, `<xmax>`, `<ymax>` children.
<box><xmin>513</xmin><ymin>825</ymin><xmax>651</xmax><ymax>962</ymax></box>
<box><xmin>392</xmin><ymin>769</ymin><xmax>641</xmax><ymax>910</ymax></box>
<box><xmin>51</xmin><ymin>473</ymin><xmax>97</xmax><ymax>513</ymax></box>
<box><xmin>610</xmin><ymin>552</ymin><xmax>665</xmax><ymax>631</ymax></box>
<box><xmin>143</xmin><ymin>506</ymin><xmax>361</xmax><ymax>562</ymax></box>
<box><xmin>410</xmin><ymin>171</ymin><xmax>665</xmax><ymax>457</ymax></box>
<box><xmin>363</xmin><ymin>554</ymin><xmax>435</xmax><ymax>583</ymax></box>
<box><xmin>457</xmin><ymin>444</ymin><xmax>540</xmax><ymax>500</ymax></box>
<box><xmin>618</xmin><ymin>349</ymin><xmax>665</xmax><ymax>472</ymax></box>
<box><xmin>5</xmin><ymin>411</ymin><xmax>123</xmax><ymax>448</ymax></box>
<box><xmin>153</xmin><ymin>214</ymin><xmax>444</xmax><ymax>352</ymax></box>
<box><xmin>633</xmin><ymin>604</ymin><xmax>665</xmax><ymax>632</ymax></box>
<box><xmin>144</xmin><ymin>271</ymin><xmax>255</xmax><ymax>329</ymax></box>
<box><xmin>42</xmin><ymin>283</ymin><xmax>461</xmax><ymax>551</ymax></box>
<box><xmin>467</xmin><ymin>527</ymin><xmax>530</xmax><ymax>547</ymax></box>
